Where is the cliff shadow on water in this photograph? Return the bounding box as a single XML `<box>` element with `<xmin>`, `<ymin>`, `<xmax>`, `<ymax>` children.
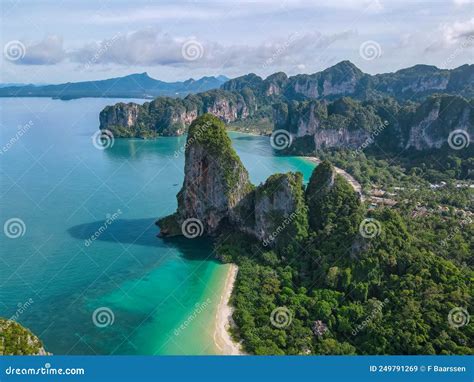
<box><xmin>67</xmin><ymin>217</ymin><xmax>217</xmax><ymax>262</ymax></box>
<box><xmin>99</xmin><ymin>137</ymin><xmax>187</xmax><ymax>160</ymax></box>
<box><xmin>228</xmin><ymin>134</ymin><xmax>276</xmax><ymax>157</ymax></box>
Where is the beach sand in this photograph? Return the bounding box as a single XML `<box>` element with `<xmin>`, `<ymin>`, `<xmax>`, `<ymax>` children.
<box><xmin>213</xmin><ymin>264</ymin><xmax>244</xmax><ymax>355</ymax></box>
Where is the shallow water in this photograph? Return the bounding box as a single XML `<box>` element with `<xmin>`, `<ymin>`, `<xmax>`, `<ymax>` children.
<box><xmin>0</xmin><ymin>98</ymin><xmax>315</xmax><ymax>354</ymax></box>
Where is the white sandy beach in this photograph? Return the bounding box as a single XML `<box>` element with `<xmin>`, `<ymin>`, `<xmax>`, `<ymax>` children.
<box><xmin>213</xmin><ymin>264</ymin><xmax>244</xmax><ymax>355</ymax></box>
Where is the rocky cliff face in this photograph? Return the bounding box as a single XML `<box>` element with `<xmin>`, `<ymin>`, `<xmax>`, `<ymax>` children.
<box><xmin>273</xmin><ymin>101</ymin><xmax>326</xmax><ymax>138</ymax></box>
<box><xmin>100</xmin><ymin>102</ymin><xmax>142</xmax><ymax>130</ymax></box>
<box><xmin>99</xmin><ymin>61</ymin><xmax>473</xmax><ymax>154</ymax></box>
<box><xmin>252</xmin><ymin>173</ymin><xmax>308</xmax><ymax>246</ymax></box>
<box><xmin>280</xmin><ymin>61</ymin><xmax>366</xmax><ymax>100</ymax></box>
<box><xmin>219</xmin><ymin>61</ymin><xmax>473</xmax><ymax>106</ymax></box>
<box><xmin>205</xmin><ymin>98</ymin><xmax>238</xmax><ymax>122</ymax></box>
<box><xmin>273</xmin><ymin>97</ymin><xmax>380</xmax><ymax>151</ymax></box>
<box><xmin>405</xmin><ymin>95</ymin><xmax>473</xmax><ymax>150</ymax></box>
<box><xmin>100</xmin><ymin>90</ymin><xmax>254</xmax><ymax>138</ymax></box>
<box><xmin>372</xmin><ymin>64</ymin><xmax>473</xmax><ymax>100</ymax></box>
<box><xmin>274</xmin><ymin>94</ymin><xmax>473</xmax><ymax>153</ymax></box>
<box><xmin>158</xmin><ymin>114</ymin><xmax>252</xmax><ymax>236</ymax></box>
<box><xmin>157</xmin><ymin>114</ymin><xmax>308</xmax><ymax>245</ymax></box>
<box><xmin>313</xmin><ymin>128</ymin><xmax>370</xmax><ymax>150</ymax></box>
<box><xmin>264</xmin><ymin>72</ymin><xmax>288</xmax><ymax>96</ymax></box>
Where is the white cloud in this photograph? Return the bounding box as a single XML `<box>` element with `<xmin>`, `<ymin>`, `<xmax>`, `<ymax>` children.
<box><xmin>15</xmin><ymin>36</ymin><xmax>66</xmax><ymax>65</ymax></box>
<box><xmin>11</xmin><ymin>28</ymin><xmax>355</xmax><ymax>75</ymax></box>
<box><xmin>425</xmin><ymin>18</ymin><xmax>474</xmax><ymax>51</ymax></box>
<box><xmin>442</xmin><ymin>18</ymin><xmax>474</xmax><ymax>44</ymax></box>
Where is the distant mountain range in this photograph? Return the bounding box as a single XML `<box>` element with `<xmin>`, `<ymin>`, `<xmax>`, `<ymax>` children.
<box><xmin>0</xmin><ymin>73</ymin><xmax>229</xmax><ymax>100</ymax></box>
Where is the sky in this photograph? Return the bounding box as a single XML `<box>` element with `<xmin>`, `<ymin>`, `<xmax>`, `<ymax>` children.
<box><xmin>1</xmin><ymin>0</ymin><xmax>473</xmax><ymax>84</ymax></box>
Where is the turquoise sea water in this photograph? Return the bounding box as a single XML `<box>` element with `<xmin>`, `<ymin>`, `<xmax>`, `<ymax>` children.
<box><xmin>0</xmin><ymin>98</ymin><xmax>315</xmax><ymax>355</ymax></box>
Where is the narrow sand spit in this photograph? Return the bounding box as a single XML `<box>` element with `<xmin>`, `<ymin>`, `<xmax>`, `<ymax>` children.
<box><xmin>213</xmin><ymin>264</ymin><xmax>244</xmax><ymax>355</ymax></box>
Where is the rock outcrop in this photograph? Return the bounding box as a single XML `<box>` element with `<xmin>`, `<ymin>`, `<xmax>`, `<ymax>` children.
<box><xmin>305</xmin><ymin>161</ymin><xmax>362</xmax><ymax>235</ymax></box>
<box><xmin>157</xmin><ymin>126</ymin><xmax>364</xmax><ymax>250</ymax></box>
<box><xmin>177</xmin><ymin>114</ymin><xmax>252</xmax><ymax>234</ymax></box>
<box><xmin>404</xmin><ymin>95</ymin><xmax>473</xmax><ymax>150</ymax></box>
<box><xmin>157</xmin><ymin>114</ymin><xmax>308</xmax><ymax>246</ymax></box>
<box><xmin>252</xmin><ymin>173</ymin><xmax>308</xmax><ymax>246</ymax></box>
<box><xmin>373</xmin><ymin>64</ymin><xmax>474</xmax><ymax>100</ymax></box>
<box><xmin>273</xmin><ymin>97</ymin><xmax>382</xmax><ymax>151</ymax></box>
<box><xmin>100</xmin><ymin>89</ymin><xmax>256</xmax><ymax>138</ymax></box>
<box><xmin>274</xmin><ymin>94</ymin><xmax>473</xmax><ymax>153</ymax></box>
<box><xmin>157</xmin><ymin>114</ymin><xmax>253</xmax><ymax>236</ymax></box>
<box><xmin>99</xmin><ymin>102</ymin><xmax>143</xmax><ymax>136</ymax></box>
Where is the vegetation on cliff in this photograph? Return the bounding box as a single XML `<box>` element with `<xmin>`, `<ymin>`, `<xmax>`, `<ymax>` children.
<box><xmin>160</xmin><ymin>115</ymin><xmax>472</xmax><ymax>355</ymax></box>
<box><xmin>306</xmin><ymin>162</ymin><xmax>363</xmax><ymax>242</ymax></box>
<box><xmin>157</xmin><ymin>114</ymin><xmax>253</xmax><ymax>236</ymax></box>
<box><xmin>0</xmin><ymin>319</ymin><xmax>46</xmax><ymax>355</ymax></box>
<box><xmin>217</xmin><ymin>163</ymin><xmax>472</xmax><ymax>355</ymax></box>
<box><xmin>99</xmin><ymin>61</ymin><xmax>473</xmax><ymax>141</ymax></box>
<box><xmin>187</xmin><ymin>114</ymin><xmax>251</xmax><ymax>195</ymax></box>
<box><xmin>254</xmin><ymin>172</ymin><xmax>309</xmax><ymax>248</ymax></box>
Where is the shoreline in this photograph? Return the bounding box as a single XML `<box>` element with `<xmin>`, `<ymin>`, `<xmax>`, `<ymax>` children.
<box><xmin>212</xmin><ymin>157</ymin><xmax>361</xmax><ymax>356</ymax></box>
<box><xmin>213</xmin><ymin>264</ymin><xmax>244</xmax><ymax>355</ymax></box>
<box><xmin>304</xmin><ymin>157</ymin><xmax>364</xmax><ymax>199</ymax></box>
<box><xmin>227</xmin><ymin>129</ymin><xmax>268</xmax><ymax>137</ymax></box>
